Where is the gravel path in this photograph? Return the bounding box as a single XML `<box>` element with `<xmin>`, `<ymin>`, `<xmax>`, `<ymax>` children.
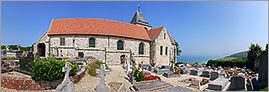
<box><xmin>74</xmin><ymin>65</ymin><xmax>132</xmax><ymax>91</ymax></box>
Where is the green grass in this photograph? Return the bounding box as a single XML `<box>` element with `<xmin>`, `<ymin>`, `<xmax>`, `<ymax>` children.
<box><xmin>87</xmin><ymin>60</ymin><xmax>106</xmax><ymax>76</ymax></box>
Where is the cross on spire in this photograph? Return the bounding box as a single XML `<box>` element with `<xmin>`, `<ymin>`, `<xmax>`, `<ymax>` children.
<box><xmin>137</xmin><ymin>4</ymin><xmax>141</xmax><ymax>11</ymax></box>
<box><xmin>130</xmin><ymin>5</ymin><xmax>151</xmax><ymax>27</ymax></box>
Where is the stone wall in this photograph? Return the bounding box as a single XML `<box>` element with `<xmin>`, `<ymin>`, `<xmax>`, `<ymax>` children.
<box><xmin>33</xmin><ymin>32</ymin><xmax>49</xmax><ymax>57</ymax></box>
<box><xmin>151</xmin><ymin>27</ymin><xmax>175</xmax><ymax>66</ymax></box>
<box><xmin>47</xmin><ymin>35</ymin><xmax>150</xmax><ymax>64</ymax></box>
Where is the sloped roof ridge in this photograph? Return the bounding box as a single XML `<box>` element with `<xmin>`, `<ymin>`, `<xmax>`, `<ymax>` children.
<box><xmin>55</xmin><ymin>18</ymin><xmax>144</xmax><ymax>28</ymax></box>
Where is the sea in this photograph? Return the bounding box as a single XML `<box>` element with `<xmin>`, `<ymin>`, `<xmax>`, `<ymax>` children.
<box><xmin>177</xmin><ymin>56</ymin><xmax>220</xmax><ymax>64</ymax></box>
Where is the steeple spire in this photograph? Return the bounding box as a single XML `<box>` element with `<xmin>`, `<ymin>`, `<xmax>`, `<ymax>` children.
<box><xmin>130</xmin><ymin>5</ymin><xmax>152</xmax><ymax>29</ymax></box>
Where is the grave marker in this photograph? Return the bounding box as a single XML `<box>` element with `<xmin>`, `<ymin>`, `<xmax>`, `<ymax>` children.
<box><xmin>210</xmin><ymin>71</ymin><xmax>219</xmax><ymax>80</ymax></box>
<box><xmin>229</xmin><ymin>76</ymin><xmax>245</xmax><ymax>90</ymax></box>
<box><xmin>190</xmin><ymin>69</ymin><xmax>198</xmax><ymax>76</ymax></box>
<box><xmin>56</xmin><ymin>62</ymin><xmax>74</xmax><ymax>91</ymax></box>
<box><xmin>96</xmin><ymin>64</ymin><xmax>111</xmax><ymax>92</ymax></box>
<box><xmin>200</xmin><ymin>70</ymin><xmax>210</xmax><ymax>78</ymax></box>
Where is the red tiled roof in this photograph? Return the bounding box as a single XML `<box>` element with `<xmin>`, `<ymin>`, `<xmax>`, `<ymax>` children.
<box><xmin>147</xmin><ymin>26</ymin><xmax>164</xmax><ymax>40</ymax></box>
<box><xmin>47</xmin><ymin>18</ymin><xmax>150</xmax><ymax>41</ymax></box>
<box><xmin>148</xmin><ymin>26</ymin><xmax>176</xmax><ymax>44</ymax></box>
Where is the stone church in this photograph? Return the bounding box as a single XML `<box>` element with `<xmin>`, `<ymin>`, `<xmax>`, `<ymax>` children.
<box><xmin>33</xmin><ymin>8</ymin><xmax>178</xmax><ymax>65</ymax></box>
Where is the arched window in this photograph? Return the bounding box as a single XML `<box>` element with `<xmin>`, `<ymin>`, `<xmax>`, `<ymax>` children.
<box><xmin>165</xmin><ymin>47</ymin><xmax>168</xmax><ymax>55</ymax></box>
<box><xmin>160</xmin><ymin>46</ymin><xmax>163</xmax><ymax>55</ymax></box>
<box><xmin>117</xmin><ymin>40</ymin><xmax>124</xmax><ymax>50</ymax></box>
<box><xmin>89</xmin><ymin>37</ymin><xmax>95</xmax><ymax>47</ymax></box>
<box><xmin>139</xmin><ymin>42</ymin><xmax>144</xmax><ymax>54</ymax></box>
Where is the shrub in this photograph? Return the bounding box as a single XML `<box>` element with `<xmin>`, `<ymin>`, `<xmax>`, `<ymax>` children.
<box><xmin>78</xmin><ymin>52</ymin><xmax>84</xmax><ymax>58</ymax></box>
<box><xmin>70</xmin><ymin>62</ymin><xmax>78</xmax><ymax>76</ymax></box>
<box><xmin>134</xmin><ymin>67</ymin><xmax>144</xmax><ymax>82</ymax></box>
<box><xmin>88</xmin><ymin>60</ymin><xmax>105</xmax><ymax>76</ymax></box>
<box><xmin>30</xmin><ymin>57</ymin><xmax>77</xmax><ymax>81</ymax></box>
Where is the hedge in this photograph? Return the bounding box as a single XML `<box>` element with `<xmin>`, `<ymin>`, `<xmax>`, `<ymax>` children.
<box><xmin>30</xmin><ymin>57</ymin><xmax>77</xmax><ymax>81</ymax></box>
<box><xmin>206</xmin><ymin>57</ymin><xmax>246</xmax><ymax>68</ymax></box>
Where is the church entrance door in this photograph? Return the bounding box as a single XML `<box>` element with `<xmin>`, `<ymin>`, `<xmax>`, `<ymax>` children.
<box><xmin>120</xmin><ymin>55</ymin><xmax>126</xmax><ymax>64</ymax></box>
<box><xmin>37</xmin><ymin>43</ymin><xmax>46</xmax><ymax>57</ymax></box>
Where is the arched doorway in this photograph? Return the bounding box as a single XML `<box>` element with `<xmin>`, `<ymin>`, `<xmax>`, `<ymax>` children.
<box><xmin>37</xmin><ymin>43</ymin><xmax>45</xmax><ymax>57</ymax></box>
<box><xmin>120</xmin><ymin>55</ymin><xmax>126</xmax><ymax>64</ymax></box>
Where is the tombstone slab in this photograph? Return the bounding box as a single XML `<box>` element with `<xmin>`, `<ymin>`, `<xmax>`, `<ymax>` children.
<box><xmin>200</xmin><ymin>71</ymin><xmax>210</xmax><ymax>78</ymax></box>
<box><xmin>208</xmin><ymin>77</ymin><xmax>229</xmax><ymax>91</ymax></box>
<box><xmin>190</xmin><ymin>70</ymin><xmax>198</xmax><ymax>76</ymax></box>
<box><xmin>210</xmin><ymin>72</ymin><xmax>219</xmax><ymax>80</ymax></box>
<box><xmin>229</xmin><ymin>76</ymin><xmax>245</xmax><ymax>90</ymax></box>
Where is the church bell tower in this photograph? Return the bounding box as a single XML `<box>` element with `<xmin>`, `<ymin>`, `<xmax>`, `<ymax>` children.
<box><xmin>130</xmin><ymin>6</ymin><xmax>152</xmax><ymax>30</ymax></box>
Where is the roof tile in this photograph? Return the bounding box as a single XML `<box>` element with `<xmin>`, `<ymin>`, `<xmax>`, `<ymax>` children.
<box><xmin>48</xmin><ymin>18</ymin><xmax>150</xmax><ymax>41</ymax></box>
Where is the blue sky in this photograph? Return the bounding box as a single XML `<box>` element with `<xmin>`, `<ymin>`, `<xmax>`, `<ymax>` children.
<box><xmin>2</xmin><ymin>1</ymin><xmax>268</xmax><ymax>56</ymax></box>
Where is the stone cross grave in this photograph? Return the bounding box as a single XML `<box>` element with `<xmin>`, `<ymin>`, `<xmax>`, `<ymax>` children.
<box><xmin>56</xmin><ymin>62</ymin><xmax>74</xmax><ymax>91</ymax></box>
<box><xmin>96</xmin><ymin>64</ymin><xmax>111</xmax><ymax>92</ymax></box>
<box><xmin>125</xmin><ymin>57</ymin><xmax>132</xmax><ymax>74</ymax></box>
<box><xmin>246</xmin><ymin>78</ymin><xmax>253</xmax><ymax>91</ymax></box>
<box><xmin>6</xmin><ymin>45</ymin><xmax>9</xmax><ymax>51</ymax></box>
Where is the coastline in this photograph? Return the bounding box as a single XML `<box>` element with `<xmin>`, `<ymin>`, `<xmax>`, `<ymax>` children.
<box><xmin>177</xmin><ymin>56</ymin><xmax>220</xmax><ymax>64</ymax></box>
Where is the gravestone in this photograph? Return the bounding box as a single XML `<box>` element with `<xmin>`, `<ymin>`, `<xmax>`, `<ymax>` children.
<box><xmin>210</xmin><ymin>72</ymin><xmax>219</xmax><ymax>80</ymax></box>
<box><xmin>125</xmin><ymin>60</ymin><xmax>130</xmax><ymax>74</ymax></box>
<box><xmin>153</xmin><ymin>68</ymin><xmax>171</xmax><ymax>75</ymax></box>
<box><xmin>132</xmin><ymin>80</ymin><xmax>173</xmax><ymax>91</ymax></box>
<box><xmin>200</xmin><ymin>71</ymin><xmax>210</xmax><ymax>78</ymax></box>
<box><xmin>141</xmin><ymin>64</ymin><xmax>152</xmax><ymax>71</ymax></box>
<box><xmin>130</xmin><ymin>65</ymin><xmax>135</xmax><ymax>84</ymax></box>
<box><xmin>181</xmin><ymin>68</ymin><xmax>188</xmax><ymax>74</ymax></box>
<box><xmin>163</xmin><ymin>71</ymin><xmax>180</xmax><ymax>78</ymax></box>
<box><xmin>246</xmin><ymin>78</ymin><xmax>253</xmax><ymax>91</ymax></box>
<box><xmin>190</xmin><ymin>78</ymin><xmax>201</xmax><ymax>89</ymax></box>
<box><xmin>56</xmin><ymin>62</ymin><xmax>74</xmax><ymax>91</ymax></box>
<box><xmin>96</xmin><ymin>64</ymin><xmax>111</xmax><ymax>92</ymax></box>
<box><xmin>251</xmin><ymin>77</ymin><xmax>259</xmax><ymax>91</ymax></box>
<box><xmin>208</xmin><ymin>76</ymin><xmax>229</xmax><ymax>91</ymax></box>
<box><xmin>190</xmin><ymin>70</ymin><xmax>198</xmax><ymax>76</ymax></box>
<box><xmin>229</xmin><ymin>76</ymin><xmax>245</xmax><ymax>90</ymax></box>
<box><xmin>6</xmin><ymin>45</ymin><xmax>9</xmax><ymax>51</ymax></box>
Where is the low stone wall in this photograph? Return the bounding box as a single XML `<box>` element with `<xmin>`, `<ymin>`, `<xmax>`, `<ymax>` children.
<box><xmin>1</xmin><ymin>68</ymin><xmax>86</xmax><ymax>90</ymax></box>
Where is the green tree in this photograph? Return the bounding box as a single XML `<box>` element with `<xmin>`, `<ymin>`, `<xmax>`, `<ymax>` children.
<box><xmin>1</xmin><ymin>45</ymin><xmax>6</xmax><ymax>50</ymax></box>
<box><xmin>175</xmin><ymin>42</ymin><xmax>182</xmax><ymax>56</ymax></box>
<box><xmin>8</xmin><ymin>45</ymin><xmax>18</xmax><ymax>50</ymax></box>
<box><xmin>246</xmin><ymin>43</ymin><xmax>262</xmax><ymax>71</ymax></box>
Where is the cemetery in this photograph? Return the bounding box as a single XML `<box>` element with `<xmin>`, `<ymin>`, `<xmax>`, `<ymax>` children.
<box><xmin>0</xmin><ymin>46</ymin><xmax>266</xmax><ymax>91</ymax></box>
